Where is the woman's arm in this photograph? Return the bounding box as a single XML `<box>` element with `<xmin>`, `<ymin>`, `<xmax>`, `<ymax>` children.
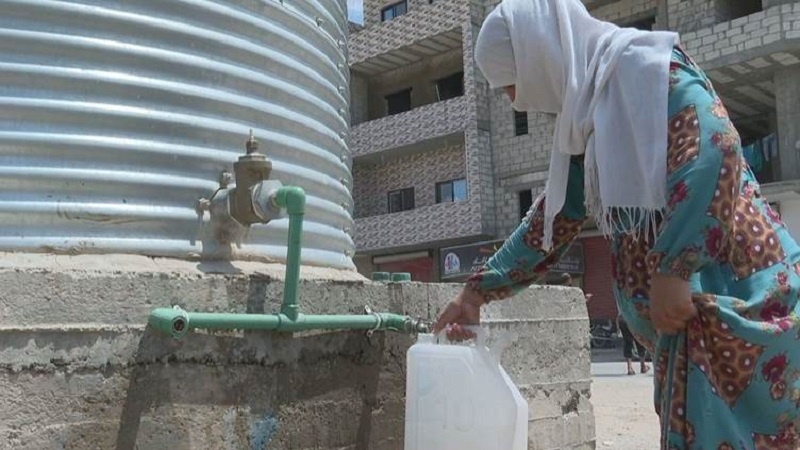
<box><xmin>433</xmin><ymin>157</ymin><xmax>587</xmax><ymax>336</ymax></box>
<box><xmin>465</xmin><ymin>157</ymin><xmax>587</xmax><ymax>303</ymax></box>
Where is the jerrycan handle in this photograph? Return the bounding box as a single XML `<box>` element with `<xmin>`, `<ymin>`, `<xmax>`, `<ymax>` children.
<box><xmin>434</xmin><ymin>325</ymin><xmax>487</xmax><ymax>348</ymax></box>
<box><xmin>433</xmin><ymin>326</ymin><xmax>507</xmax><ymax>366</ymax></box>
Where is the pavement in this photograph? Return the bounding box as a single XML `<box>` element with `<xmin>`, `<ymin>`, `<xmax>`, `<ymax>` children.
<box><xmin>591</xmin><ymin>350</ymin><xmax>661</xmax><ymax>450</ymax></box>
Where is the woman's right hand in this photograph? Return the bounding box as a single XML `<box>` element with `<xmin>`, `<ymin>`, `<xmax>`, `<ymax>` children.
<box><xmin>432</xmin><ymin>287</ymin><xmax>484</xmax><ymax>341</ymax></box>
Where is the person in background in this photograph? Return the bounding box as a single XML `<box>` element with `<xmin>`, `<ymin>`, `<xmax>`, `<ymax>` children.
<box><xmin>433</xmin><ymin>0</ymin><xmax>800</xmax><ymax>448</ymax></box>
<box><xmin>560</xmin><ymin>272</ymin><xmax>593</xmax><ymax>302</ymax></box>
<box><xmin>617</xmin><ymin>313</ymin><xmax>650</xmax><ymax>375</ymax></box>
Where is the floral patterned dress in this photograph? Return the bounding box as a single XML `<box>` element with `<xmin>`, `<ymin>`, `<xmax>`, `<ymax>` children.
<box><xmin>467</xmin><ymin>48</ymin><xmax>800</xmax><ymax>449</ymax></box>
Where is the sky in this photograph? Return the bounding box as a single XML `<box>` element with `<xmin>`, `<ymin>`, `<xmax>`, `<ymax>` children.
<box><xmin>347</xmin><ymin>0</ymin><xmax>364</xmax><ymax>24</ymax></box>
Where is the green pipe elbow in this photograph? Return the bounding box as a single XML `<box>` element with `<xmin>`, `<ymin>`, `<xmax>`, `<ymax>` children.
<box><xmin>274</xmin><ymin>186</ymin><xmax>306</xmax><ymax>215</ymax></box>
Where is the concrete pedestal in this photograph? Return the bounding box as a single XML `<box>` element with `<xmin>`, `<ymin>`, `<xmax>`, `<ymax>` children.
<box><xmin>0</xmin><ymin>254</ymin><xmax>594</xmax><ymax>450</ymax></box>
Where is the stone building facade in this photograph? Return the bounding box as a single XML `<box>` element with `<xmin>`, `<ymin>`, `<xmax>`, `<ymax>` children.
<box><xmin>349</xmin><ymin>0</ymin><xmax>800</xmax><ymax>321</ymax></box>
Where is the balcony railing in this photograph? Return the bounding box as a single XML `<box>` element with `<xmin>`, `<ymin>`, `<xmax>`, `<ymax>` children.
<box><xmin>354</xmin><ymin>201</ymin><xmax>481</xmax><ymax>252</ymax></box>
<box><xmin>350</xmin><ymin>96</ymin><xmax>471</xmax><ymax>157</ymax></box>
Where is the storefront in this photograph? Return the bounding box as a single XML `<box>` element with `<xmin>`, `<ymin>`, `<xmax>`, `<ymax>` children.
<box><xmin>439</xmin><ymin>239</ymin><xmax>585</xmax><ymax>284</ymax></box>
<box><xmin>438</xmin><ymin>235</ymin><xmax>618</xmax><ymax>322</ymax></box>
<box><xmin>581</xmin><ymin>236</ymin><xmax>616</xmax><ymax>321</ymax></box>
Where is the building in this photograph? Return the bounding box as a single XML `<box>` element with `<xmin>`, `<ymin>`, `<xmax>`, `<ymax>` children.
<box><xmin>348</xmin><ymin>0</ymin><xmax>800</xmax><ymax>324</ymax></box>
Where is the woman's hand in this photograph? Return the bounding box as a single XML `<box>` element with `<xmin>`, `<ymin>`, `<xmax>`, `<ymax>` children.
<box><xmin>432</xmin><ymin>287</ymin><xmax>484</xmax><ymax>341</ymax></box>
<box><xmin>650</xmin><ymin>273</ymin><xmax>697</xmax><ymax>335</ymax></box>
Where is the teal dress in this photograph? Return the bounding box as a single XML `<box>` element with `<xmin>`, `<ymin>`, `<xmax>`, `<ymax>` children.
<box><xmin>468</xmin><ymin>48</ymin><xmax>800</xmax><ymax>449</ymax></box>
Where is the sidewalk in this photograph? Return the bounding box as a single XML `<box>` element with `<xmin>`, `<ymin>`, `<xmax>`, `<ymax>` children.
<box><xmin>591</xmin><ymin>351</ymin><xmax>660</xmax><ymax>450</ymax></box>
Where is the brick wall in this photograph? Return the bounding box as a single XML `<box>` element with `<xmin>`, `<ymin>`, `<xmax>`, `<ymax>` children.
<box><xmin>486</xmin><ymin>85</ymin><xmax>553</xmax><ymax>236</ymax></box>
<box><xmin>667</xmin><ymin>0</ymin><xmax>717</xmax><ymax>33</ymax></box>
<box><xmin>490</xmin><ymin>95</ymin><xmax>554</xmax><ymax>178</ymax></box>
<box><xmin>463</xmin><ymin>23</ymin><xmax>498</xmax><ymax>237</ymax></box>
<box><xmin>352</xmin><ymin>142</ymin><xmax>467</xmax><ymax>219</ymax></box>
<box><xmin>679</xmin><ymin>4</ymin><xmax>800</xmax><ymax>66</ymax></box>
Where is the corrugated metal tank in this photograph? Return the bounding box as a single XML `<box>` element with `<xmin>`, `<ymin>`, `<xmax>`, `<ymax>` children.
<box><xmin>0</xmin><ymin>0</ymin><xmax>355</xmax><ymax>270</ymax></box>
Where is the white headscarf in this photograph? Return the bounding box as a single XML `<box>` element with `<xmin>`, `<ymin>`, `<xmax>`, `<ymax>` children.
<box><xmin>475</xmin><ymin>0</ymin><xmax>679</xmax><ymax>248</ymax></box>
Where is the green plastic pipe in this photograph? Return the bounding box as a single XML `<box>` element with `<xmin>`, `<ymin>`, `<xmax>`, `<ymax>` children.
<box><xmin>273</xmin><ymin>186</ymin><xmax>305</xmax><ymax>322</ymax></box>
<box><xmin>149</xmin><ymin>307</ymin><xmax>423</xmax><ymax>339</ymax></box>
<box><xmin>148</xmin><ymin>183</ymin><xmax>427</xmax><ymax>339</ymax></box>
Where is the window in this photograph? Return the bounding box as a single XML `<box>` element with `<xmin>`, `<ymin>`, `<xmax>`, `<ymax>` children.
<box><xmin>716</xmin><ymin>0</ymin><xmax>761</xmax><ymax>22</ymax></box>
<box><xmin>518</xmin><ymin>189</ymin><xmax>533</xmax><ymax>220</ymax></box>
<box><xmin>386</xmin><ymin>88</ymin><xmax>412</xmax><ymax>116</ymax></box>
<box><xmin>381</xmin><ymin>1</ymin><xmax>407</xmax><ymax>22</ymax></box>
<box><xmin>435</xmin><ymin>72</ymin><xmax>464</xmax><ymax>101</ymax></box>
<box><xmin>388</xmin><ymin>187</ymin><xmax>415</xmax><ymax>213</ymax></box>
<box><xmin>436</xmin><ymin>179</ymin><xmax>468</xmax><ymax>203</ymax></box>
<box><xmin>625</xmin><ymin>16</ymin><xmax>656</xmax><ymax>31</ymax></box>
<box><xmin>514</xmin><ymin>110</ymin><xmax>528</xmax><ymax>136</ymax></box>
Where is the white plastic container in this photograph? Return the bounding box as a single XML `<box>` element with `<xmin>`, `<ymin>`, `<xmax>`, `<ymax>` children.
<box><xmin>404</xmin><ymin>329</ymin><xmax>529</xmax><ymax>450</ymax></box>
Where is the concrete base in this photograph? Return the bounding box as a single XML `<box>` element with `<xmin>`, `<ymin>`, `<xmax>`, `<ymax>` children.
<box><xmin>0</xmin><ymin>254</ymin><xmax>594</xmax><ymax>450</ymax></box>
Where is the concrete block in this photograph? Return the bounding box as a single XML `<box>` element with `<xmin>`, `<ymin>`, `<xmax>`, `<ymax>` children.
<box><xmin>765</xmin><ymin>33</ymin><xmax>782</xmax><ymax>44</ymax></box>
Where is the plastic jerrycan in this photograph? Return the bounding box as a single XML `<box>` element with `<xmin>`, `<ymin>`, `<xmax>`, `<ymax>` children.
<box><xmin>404</xmin><ymin>327</ymin><xmax>528</xmax><ymax>450</ymax></box>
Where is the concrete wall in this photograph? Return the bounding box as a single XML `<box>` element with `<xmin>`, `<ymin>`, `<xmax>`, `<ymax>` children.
<box><xmin>778</xmin><ymin>198</ymin><xmax>800</xmax><ymax>237</ymax></box>
<box><xmin>350</xmin><ymin>73</ymin><xmax>369</xmax><ymax>127</ymax></box>
<box><xmin>775</xmin><ymin>66</ymin><xmax>800</xmax><ymax>181</ymax></box>
<box><xmin>0</xmin><ymin>254</ymin><xmax>594</xmax><ymax>450</ymax></box>
<box><xmin>677</xmin><ymin>3</ymin><xmax>800</xmax><ymax>66</ymax></box>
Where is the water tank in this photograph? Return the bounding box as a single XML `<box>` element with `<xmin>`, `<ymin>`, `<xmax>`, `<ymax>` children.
<box><xmin>0</xmin><ymin>0</ymin><xmax>355</xmax><ymax>270</ymax></box>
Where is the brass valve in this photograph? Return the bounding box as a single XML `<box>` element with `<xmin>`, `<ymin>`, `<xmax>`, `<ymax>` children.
<box><xmin>231</xmin><ymin>130</ymin><xmax>274</xmax><ymax>225</ymax></box>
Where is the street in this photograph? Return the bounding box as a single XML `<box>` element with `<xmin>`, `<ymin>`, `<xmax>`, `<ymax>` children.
<box><xmin>592</xmin><ymin>353</ymin><xmax>661</xmax><ymax>450</ymax></box>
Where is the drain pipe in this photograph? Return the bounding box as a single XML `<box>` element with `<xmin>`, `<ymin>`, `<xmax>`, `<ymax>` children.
<box><xmin>149</xmin><ymin>132</ymin><xmax>427</xmax><ymax>339</ymax></box>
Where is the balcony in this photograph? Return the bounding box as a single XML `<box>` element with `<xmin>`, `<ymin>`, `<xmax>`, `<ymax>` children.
<box><xmin>350</xmin><ymin>96</ymin><xmax>471</xmax><ymax>157</ymax></box>
<box><xmin>349</xmin><ymin>0</ymin><xmax>468</xmax><ymax>69</ymax></box>
<box><xmin>354</xmin><ymin>200</ymin><xmax>482</xmax><ymax>253</ymax></box>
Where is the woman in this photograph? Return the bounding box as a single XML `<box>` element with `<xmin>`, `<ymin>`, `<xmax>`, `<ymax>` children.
<box><xmin>618</xmin><ymin>313</ymin><xmax>650</xmax><ymax>375</ymax></box>
<box><xmin>432</xmin><ymin>0</ymin><xmax>800</xmax><ymax>448</ymax></box>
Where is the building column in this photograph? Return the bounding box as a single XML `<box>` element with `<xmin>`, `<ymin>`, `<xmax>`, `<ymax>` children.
<box><xmin>775</xmin><ymin>66</ymin><xmax>800</xmax><ymax>182</ymax></box>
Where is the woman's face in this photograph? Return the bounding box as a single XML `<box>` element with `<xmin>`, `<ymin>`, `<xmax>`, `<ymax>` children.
<box><xmin>504</xmin><ymin>85</ymin><xmax>517</xmax><ymax>102</ymax></box>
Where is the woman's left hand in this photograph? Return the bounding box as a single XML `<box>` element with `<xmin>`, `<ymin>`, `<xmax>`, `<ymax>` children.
<box><xmin>650</xmin><ymin>273</ymin><xmax>697</xmax><ymax>335</ymax></box>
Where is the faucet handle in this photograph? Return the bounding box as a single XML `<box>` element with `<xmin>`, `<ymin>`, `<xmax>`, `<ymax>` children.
<box><xmin>245</xmin><ymin>129</ymin><xmax>259</xmax><ymax>154</ymax></box>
